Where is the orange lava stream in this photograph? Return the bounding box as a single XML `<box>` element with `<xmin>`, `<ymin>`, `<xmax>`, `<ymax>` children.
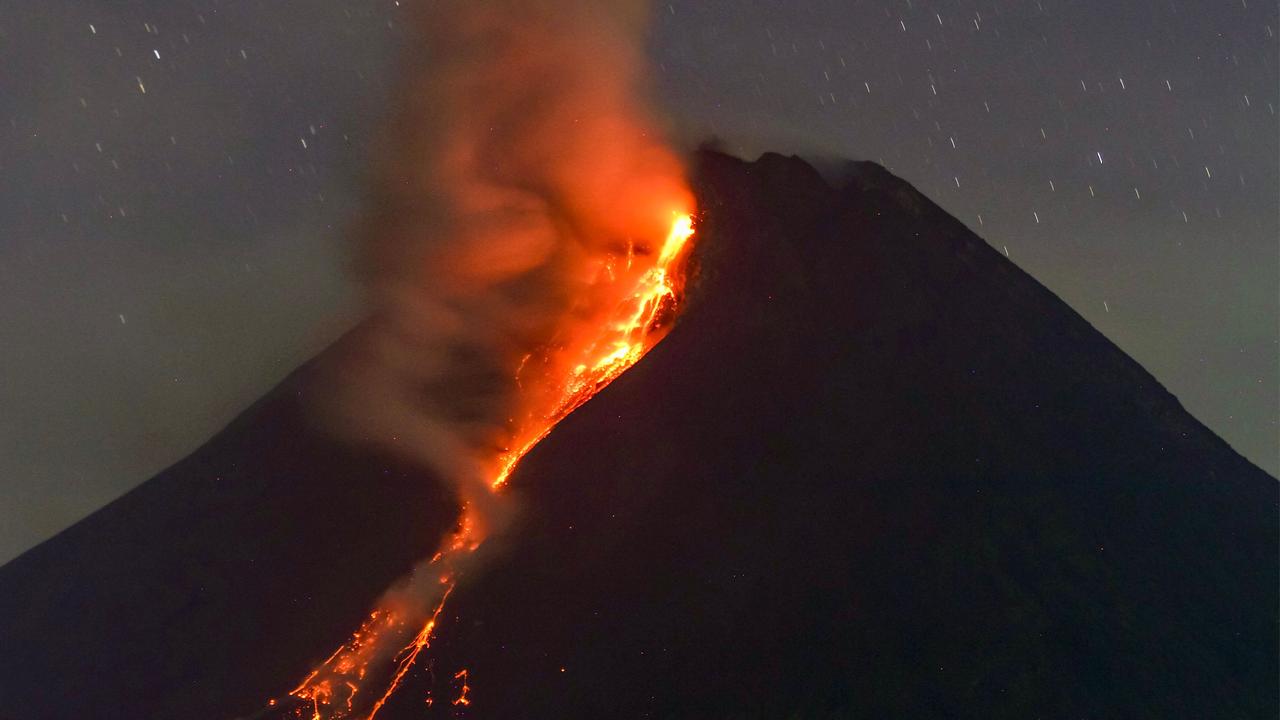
<box><xmin>279</xmin><ymin>213</ymin><xmax>695</xmax><ymax>718</ymax></box>
<box><xmin>450</xmin><ymin>670</ymin><xmax>471</xmax><ymax>706</ymax></box>
<box><xmin>492</xmin><ymin>212</ymin><xmax>696</xmax><ymax>489</ymax></box>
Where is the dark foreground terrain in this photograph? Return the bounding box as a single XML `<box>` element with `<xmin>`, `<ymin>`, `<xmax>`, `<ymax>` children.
<box><xmin>1</xmin><ymin>150</ymin><xmax>1275</xmax><ymax>719</ymax></box>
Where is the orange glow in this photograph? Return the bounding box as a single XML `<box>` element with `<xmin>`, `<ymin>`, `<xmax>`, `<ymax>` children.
<box><xmin>492</xmin><ymin>212</ymin><xmax>694</xmax><ymax>489</ymax></box>
<box><xmin>277</xmin><ymin>212</ymin><xmax>695</xmax><ymax>718</ymax></box>
<box><xmin>451</xmin><ymin>669</ymin><xmax>472</xmax><ymax>706</ymax></box>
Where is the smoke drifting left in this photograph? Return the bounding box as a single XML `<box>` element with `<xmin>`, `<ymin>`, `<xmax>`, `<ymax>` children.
<box><xmin>314</xmin><ymin>0</ymin><xmax>692</xmax><ymax>505</ymax></box>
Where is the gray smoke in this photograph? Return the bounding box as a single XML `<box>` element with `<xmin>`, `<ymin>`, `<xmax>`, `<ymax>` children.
<box><xmin>313</xmin><ymin>0</ymin><xmax>691</xmax><ymax>506</ymax></box>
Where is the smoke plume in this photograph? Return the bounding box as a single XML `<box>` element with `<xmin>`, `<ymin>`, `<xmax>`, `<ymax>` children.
<box><xmin>316</xmin><ymin>0</ymin><xmax>692</xmax><ymax>507</ymax></box>
<box><xmin>284</xmin><ymin>4</ymin><xmax>694</xmax><ymax>712</ymax></box>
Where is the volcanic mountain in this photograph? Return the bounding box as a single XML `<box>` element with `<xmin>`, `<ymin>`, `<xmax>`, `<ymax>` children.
<box><xmin>1</xmin><ymin>150</ymin><xmax>1275</xmax><ymax>720</ymax></box>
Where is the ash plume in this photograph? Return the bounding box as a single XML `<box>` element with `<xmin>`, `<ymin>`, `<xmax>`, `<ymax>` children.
<box><xmin>314</xmin><ymin>0</ymin><xmax>692</xmax><ymax>507</ymax></box>
<box><xmin>290</xmin><ymin>3</ymin><xmax>692</xmax><ymax>711</ymax></box>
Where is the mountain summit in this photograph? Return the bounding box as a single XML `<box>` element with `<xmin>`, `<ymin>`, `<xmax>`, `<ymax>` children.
<box><xmin>1</xmin><ymin>151</ymin><xmax>1274</xmax><ymax>719</ymax></box>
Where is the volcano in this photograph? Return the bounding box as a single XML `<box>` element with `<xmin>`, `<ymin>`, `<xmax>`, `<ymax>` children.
<box><xmin>1</xmin><ymin>150</ymin><xmax>1275</xmax><ymax>719</ymax></box>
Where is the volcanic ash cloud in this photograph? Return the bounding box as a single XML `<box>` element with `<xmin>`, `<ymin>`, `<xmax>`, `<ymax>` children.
<box><xmin>291</xmin><ymin>2</ymin><xmax>692</xmax><ymax>712</ymax></box>
<box><xmin>315</xmin><ymin>0</ymin><xmax>692</xmax><ymax>511</ymax></box>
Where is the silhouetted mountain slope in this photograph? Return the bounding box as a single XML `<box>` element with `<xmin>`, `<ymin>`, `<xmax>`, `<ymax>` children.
<box><xmin>0</xmin><ymin>356</ymin><xmax>456</xmax><ymax>719</ymax></box>
<box><xmin>390</xmin><ymin>150</ymin><xmax>1277</xmax><ymax>718</ymax></box>
<box><xmin>1</xmin><ymin>151</ymin><xmax>1274</xmax><ymax>719</ymax></box>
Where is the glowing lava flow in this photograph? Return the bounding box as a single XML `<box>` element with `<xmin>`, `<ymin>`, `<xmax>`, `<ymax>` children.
<box><xmin>491</xmin><ymin>212</ymin><xmax>696</xmax><ymax>489</ymax></box>
<box><xmin>280</xmin><ymin>213</ymin><xmax>695</xmax><ymax>719</ymax></box>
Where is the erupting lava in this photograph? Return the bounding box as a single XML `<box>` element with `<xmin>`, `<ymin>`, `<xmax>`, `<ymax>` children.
<box><xmin>279</xmin><ymin>212</ymin><xmax>695</xmax><ymax>719</ymax></box>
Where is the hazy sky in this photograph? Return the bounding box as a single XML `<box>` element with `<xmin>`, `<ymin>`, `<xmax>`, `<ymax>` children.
<box><xmin>2</xmin><ymin>0</ymin><xmax>1276</xmax><ymax>564</ymax></box>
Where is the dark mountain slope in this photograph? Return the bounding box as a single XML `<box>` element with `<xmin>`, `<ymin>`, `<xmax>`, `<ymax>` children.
<box><xmin>380</xmin><ymin>150</ymin><xmax>1277</xmax><ymax>719</ymax></box>
<box><xmin>0</xmin><ymin>355</ymin><xmax>456</xmax><ymax>719</ymax></box>
<box><xmin>1</xmin><ymin>150</ymin><xmax>1274</xmax><ymax>719</ymax></box>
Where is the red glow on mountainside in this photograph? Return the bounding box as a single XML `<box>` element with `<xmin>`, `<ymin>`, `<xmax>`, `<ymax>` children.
<box><xmin>278</xmin><ymin>212</ymin><xmax>695</xmax><ymax>718</ymax></box>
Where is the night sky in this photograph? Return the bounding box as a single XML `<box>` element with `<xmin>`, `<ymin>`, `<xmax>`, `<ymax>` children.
<box><xmin>2</xmin><ymin>0</ymin><xmax>1276</xmax><ymax>564</ymax></box>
